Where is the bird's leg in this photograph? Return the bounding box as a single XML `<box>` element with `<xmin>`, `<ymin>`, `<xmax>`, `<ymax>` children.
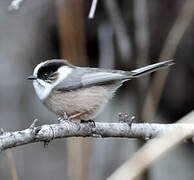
<box><xmin>69</xmin><ymin>112</ymin><xmax>86</xmax><ymax>120</ymax></box>
<box><xmin>57</xmin><ymin>113</ymin><xmax>71</xmax><ymax>123</ymax></box>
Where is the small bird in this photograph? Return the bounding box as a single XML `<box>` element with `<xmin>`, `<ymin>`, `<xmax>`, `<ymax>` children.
<box><xmin>28</xmin><ymin>59</ymin><xmax>174</xmax><ymax>122</ymax></box>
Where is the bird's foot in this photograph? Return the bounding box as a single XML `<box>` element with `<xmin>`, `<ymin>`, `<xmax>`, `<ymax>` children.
<box><xmin>57</xmin><ymin>113</ymin><xmax>72</xmax><ymax>124</ymax></box>
<box><xmin>118</xmin><ymin>113</ymin><xmax>135</xmax><ymax>128</ymax></box>
<box><xmin>80</xmin><ymin>119</ymin><xmax>96</xmax><ymax>128</ymax></box>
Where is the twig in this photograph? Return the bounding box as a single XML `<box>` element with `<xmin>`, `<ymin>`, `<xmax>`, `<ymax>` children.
<box><xmin>8</xmin><ymin>0</ymin><xmax>24</xmax><ymax>11</ymax></box>
<box><xmin>29</xmin><ymin>119</ymin><xmax>38</xmax><ymax>129</ymax></box>
<box><xmin>1</xmin><ymin>120</ymin><xmax>194</xmax><ymax>152</ymax></box>
<box><xmin>107</xmin><ymin>111</ymin><xmax>194</xmax><ymax>180</ymax></box>
<box><xmin>88</xmin><ymin>0</ymin><xmax>98</xmax><ymax>19</ymax></box>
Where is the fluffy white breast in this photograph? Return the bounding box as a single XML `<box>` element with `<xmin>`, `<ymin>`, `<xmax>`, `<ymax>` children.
<box><xmin>33</xmin><ymin>64</ymin><xmax>73</xmax><ymax>101</ymax></box>
<box><xmin>33</xmin><ymin>79</ymin><xmax>52</xmax><ymax>100</ymax></box>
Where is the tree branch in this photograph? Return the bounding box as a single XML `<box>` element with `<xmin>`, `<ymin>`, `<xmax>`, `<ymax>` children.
<box><xmin>107</xmin><ymin>111</ymin><xmax>194</xmax><ymax>180</ymax></box>
<box><xmin>1</xmin><ymin>121</ymin><xmax>194</xmax><ymax>152</ymax></box>
<box><xmin>8</xmin><ymin>0</ymin><xmax>24</xmax><ymax>11</ymax></box>
<box><xmin>88</xmin><ymin>0</ymin><xmax>98</xmax><ymax>19</ymax></box>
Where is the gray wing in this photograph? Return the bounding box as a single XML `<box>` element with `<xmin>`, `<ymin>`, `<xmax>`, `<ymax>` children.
<box><xmin>55</xmin><ymin>67</ymin><xmax>130</xmax><ymax>91</ymax></box>
<box><xmin>54</xmin><ymin>59</ymin><xmax>174</xmax><ymax>91</ymax></box>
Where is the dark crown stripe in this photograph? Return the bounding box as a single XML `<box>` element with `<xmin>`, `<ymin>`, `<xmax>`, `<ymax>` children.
<box><xmin>37</xmin><ymin>61</ymin><xmax>67</xmax><ymax>79</ymax></box>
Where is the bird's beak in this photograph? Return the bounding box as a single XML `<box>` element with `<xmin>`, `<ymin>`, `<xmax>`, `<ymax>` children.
<box><xmin>27</xmin><ymin>75</ymin><xmax>37</xmax><ymax>80</ymax></box>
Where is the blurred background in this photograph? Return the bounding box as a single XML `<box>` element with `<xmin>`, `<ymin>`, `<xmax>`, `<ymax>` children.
<box><xmin>0</xmin><ymin>0</ymin><xmax>194</xmax><ymax>179</ymax></box>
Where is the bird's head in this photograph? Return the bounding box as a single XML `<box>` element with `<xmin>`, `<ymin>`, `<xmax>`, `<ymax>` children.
<box><xmin>28</xmin><ymin>59</ymin><xmax>74</xmax><ymax>100</ymax></box>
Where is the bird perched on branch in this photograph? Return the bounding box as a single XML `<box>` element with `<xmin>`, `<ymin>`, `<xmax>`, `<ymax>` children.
<box><xmin>28</xmin><ymin>59</ymin><xmax>174</xmax><ymax>124</ymax></box>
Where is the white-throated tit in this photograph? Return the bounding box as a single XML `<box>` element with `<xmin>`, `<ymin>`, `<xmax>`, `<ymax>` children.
<box><xmin>28</xmin><ymin>59</ymin><xmax>174</xmax><ymax>122</ymax></box>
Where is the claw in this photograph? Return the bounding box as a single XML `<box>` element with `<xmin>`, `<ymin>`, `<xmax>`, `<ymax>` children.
<box><xmin>80</xmin><ymin>119</ymin><xmax>96</xmax><ymax>128</ymax></box>
<box><xmin>58</xmin><ymin>113</ymin><xmax>72</xmax><ymax>123</ymax></box>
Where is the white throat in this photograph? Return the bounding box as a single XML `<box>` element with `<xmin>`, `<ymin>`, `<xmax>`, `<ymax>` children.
<box><xmin>33</xmin><ymin>66</ymin><xmax>72</xmax><ymax>100</ymax></box>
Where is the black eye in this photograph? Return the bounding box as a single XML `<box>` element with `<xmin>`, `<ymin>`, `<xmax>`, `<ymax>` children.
<box><xmin>42</xmin><ymin>73</ymin><xmax>49</xmax><ymax>79</ymax></box>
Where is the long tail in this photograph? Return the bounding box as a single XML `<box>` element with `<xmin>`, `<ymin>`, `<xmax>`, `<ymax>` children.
<box><xmin>130</xmin><ymin>59</ymin><xmax>174</xmax><ymax>78</ymax></box>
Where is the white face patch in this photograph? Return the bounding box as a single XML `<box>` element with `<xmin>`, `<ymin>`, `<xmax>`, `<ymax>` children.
<box><xmin>55</xmin><ymin>66</ymin><xmax>73</xmax><ymax>85</ymax></box>
<box><xmin>32</xmin><ymin>63</ymin><xmax>72</xmax><ymax>100</ymax></box>
<box><xmin>33</xmin><ymin>79</ymin><xmax>52</xmax><ymax>100</ymax></box>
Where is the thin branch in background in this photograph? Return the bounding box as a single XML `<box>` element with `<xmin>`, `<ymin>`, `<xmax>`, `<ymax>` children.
<box><xmin>134</xmin><ymin>0</ymin><xmax>149</xmax><ymax>66</ymax></box>
<box><xmin>142</xmin><ymin>0</ymin><xmax>194</xmax><ymax>122</ymax></box>
<box><xmin>98</xmin><ymin>23</ymin><xmax>115</xmax><ymax>68</ymax></box>
<box><xmin>88</xmin><ymin>0</ymin><xmax>98</xmax><ymax>19</ymax></box>
<box><xmin>134</xmin><ymin>0</ymin><xmax>150</xmax><ymax>94</ymax></box>
<box><xmin>8</xmin><ymin>0</ymin><xmax>24</xmax><ymax>11</ymax></box>
<box><xmin>6</xmin><ymin>150</ymin><xmax>18</xmax><ymax>180</ymax></box>
<box><xmin>1</xmin><ymin>118</ymin><xmax>194</xmax><ymax>151</ymax></box>
<box><xmin>107</xmin><ymin>111</ymin><xmax>194</xmax><ymax>180</ymax></box>
<box><xmin>104</xmin><ymin>0</ymin><xmax>132</xmax><ymax>63</ymax></box>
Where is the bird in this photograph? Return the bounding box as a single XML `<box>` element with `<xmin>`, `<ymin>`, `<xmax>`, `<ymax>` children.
<box><xmin>28</xmin><ymin>59</ymin><xmax>174</xmax><ymax>123</ymax></box>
